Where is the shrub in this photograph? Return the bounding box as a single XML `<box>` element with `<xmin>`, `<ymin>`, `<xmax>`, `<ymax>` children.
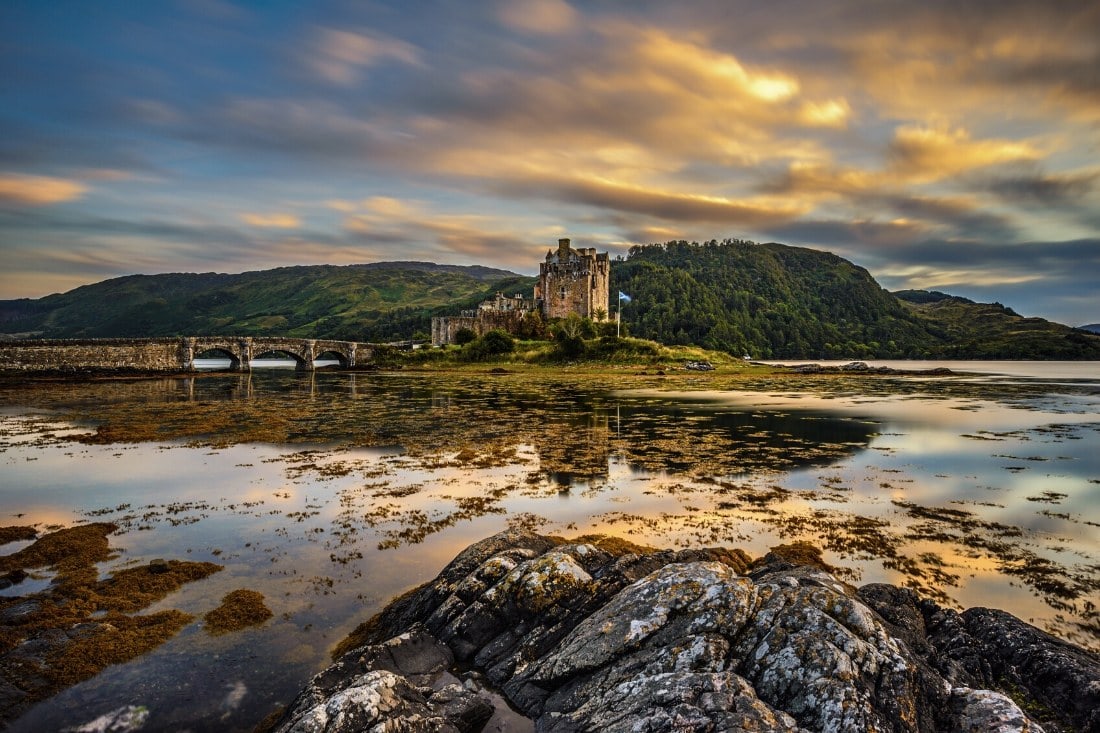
<box><xmin>479</xmin><ymin>329</ymin><xmax>515</xmax><ymax>355</ymax></box>
<box><xmin>461</xmin><ymin>329</ymin><xmax>516</xmax><ymax>361</ymax></box>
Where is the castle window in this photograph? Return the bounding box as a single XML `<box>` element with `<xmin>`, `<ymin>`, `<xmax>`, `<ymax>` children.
<box><xmin>559</xmin><ymin>286</ymin><xmax>566</xmax><ymax>300</ymax></box>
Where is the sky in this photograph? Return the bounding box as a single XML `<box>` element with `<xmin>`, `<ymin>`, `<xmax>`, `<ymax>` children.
<box><xmin>1</xmin><ymin>0</ymin><xmax>1098</xmax><ymax>326</ymax></box>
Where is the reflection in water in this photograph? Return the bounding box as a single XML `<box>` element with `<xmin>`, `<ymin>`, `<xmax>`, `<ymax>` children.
<box><xmin>0</xmin><ymin>368</ymin><xmax>1098</xmax><ymax>731</ymax></box>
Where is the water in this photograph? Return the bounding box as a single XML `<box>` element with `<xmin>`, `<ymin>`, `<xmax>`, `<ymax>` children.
<box><xmin>1</xmin><ymin>362</ymin><xmax>1098</xmax><ymax>731</ymax></box>
<box><xmin>192</xmin><ymin>358</ymin><xmax>342</xmax><ymax>370</ymax></box>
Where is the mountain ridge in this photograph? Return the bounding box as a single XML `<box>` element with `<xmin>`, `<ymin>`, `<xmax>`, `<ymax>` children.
<box><xmin>3</xmin><ymin>242</ymin><xmax>1098</xmax><ymax>359</ymax></box>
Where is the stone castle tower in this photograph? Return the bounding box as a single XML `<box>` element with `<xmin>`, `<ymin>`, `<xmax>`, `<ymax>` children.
<box><xmin>536</xmin><ymin>238</ymin><xmax>611</xmax><ymax>321</ymax></box>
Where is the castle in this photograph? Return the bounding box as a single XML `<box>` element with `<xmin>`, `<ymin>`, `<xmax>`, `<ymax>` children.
<box><xmin>431</xmin><ymin>238</ymin><xmax>610</xmax><ymax>346</ymax></box>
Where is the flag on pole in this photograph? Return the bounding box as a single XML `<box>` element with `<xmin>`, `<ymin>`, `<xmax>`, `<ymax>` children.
<box><xmin>616</xmin><ymin>292</ymin><xmax>630</xmax><ymax>337</ymax></box>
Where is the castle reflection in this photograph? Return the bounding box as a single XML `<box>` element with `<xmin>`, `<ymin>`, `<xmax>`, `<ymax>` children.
<box><xmin>0</xmin><ymin>371</ymin><xmax>878</xmax><ymax>483</ymax></box>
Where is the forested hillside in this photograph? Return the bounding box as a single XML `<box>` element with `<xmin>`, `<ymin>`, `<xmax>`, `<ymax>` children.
<box><xmin>4</xmin><ymin>241</ymin><xmax>1098</xmax><ymax>359</ymax></box>
<box><xmin>610</xmin><ymin>240</ymin><xmax>1100</xmax><ymax>359</ymax></box>
<box><xmin>0</xmin><ymin>263</ymin><xmax>532</xmax><ymax>342</ymax></box>
<box><xmin>612</xmin><ymin>240</ymin><xmax>938</xmax><ymax>358</ymax></box>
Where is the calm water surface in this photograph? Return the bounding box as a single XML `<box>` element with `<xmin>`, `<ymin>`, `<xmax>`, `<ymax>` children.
<box><xmin>1</xmin><ymin>362</ymin><xmax>1097</xmax><ymax>731</ymax></box>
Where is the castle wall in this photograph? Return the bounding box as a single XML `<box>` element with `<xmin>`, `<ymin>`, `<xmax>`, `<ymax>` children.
<box><xmin>432</xmin><ymin>316</ymin><xmax>477</xmax><ymax>347</ymax></box>
<box><xmin>431</xmin><ymin>311</ymin><xmax>530</xmax><ymax>346</ymax></box>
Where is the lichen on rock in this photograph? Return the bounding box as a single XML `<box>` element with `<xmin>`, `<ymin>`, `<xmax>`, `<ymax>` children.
<box><xmin>270</xmin><ymin>530</ymin><xmax>1099</xmax><ymax>733</ymax></box>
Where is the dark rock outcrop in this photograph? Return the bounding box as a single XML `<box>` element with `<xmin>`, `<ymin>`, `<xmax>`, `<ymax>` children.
<box><xmin>271</xmin><ymin>530</ymin><xmax>1099</xmax><ymax>732</ymax></box>
<box><xmin>274</xmin><ymin>625</ymin><xmax>493</xmax><ymax>732</ymax></box>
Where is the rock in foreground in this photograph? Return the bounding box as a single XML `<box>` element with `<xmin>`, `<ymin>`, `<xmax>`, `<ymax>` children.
<box><xmin>270</xmin><ymin>530</ymin><xmax>1099</xmax><ymax>733</ymax></box>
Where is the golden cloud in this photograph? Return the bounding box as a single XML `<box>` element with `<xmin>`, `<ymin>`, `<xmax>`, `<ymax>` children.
<box><xmin>240</xmin><ymin>212</ymin><xmax>301</xmax><ymax>229</ymax></box>
<box><xmin>767</xmin><ymin>161</ymin><xmax>877</xmax><ymax>197</ymax></box>
<box><xmin>339</xmin><ymin>194</ymin><xmax>552</xmax><ymax>270</ymax></box>
<box><xmin>629</xmin><ymin>28</ymin><xmax>800</xmax><ymax>103</ymax></box>
<box><xmin>543</xmin><ymin>175</ymin><xmax>808</xmax><ymax>225</ymax></box>
<box><xmin>890</xmin><ymin>124</ymin><xmax>1041</xmax><ymax>181</ymax></box>
<box><xmin>816</xmin><ymin>8</ymin><xmax>1100</xmax><ymax>124</ymax></box>
<box><xmin>363</xmin><ymin>196</ymin><xmax>421</xmax><ymax>218</ymax></box>
<box><xmin>498</xmin><ymin>0</ymin><xmax>576</xmax><ymax>35</ymax></box>
<box><xmin>279</xmin><ymin>13</ymin><xmax>1091</xmax><ymax>248</ymax></box>
<box><xmin>798</xmin><ymin>98</ymin><xmax>851</xmax><ymax>128</ymax></box>
<box><xmin>0</xmin><ymin>173</ymin><xmax>87</xmax><ymax>206</ymax></box>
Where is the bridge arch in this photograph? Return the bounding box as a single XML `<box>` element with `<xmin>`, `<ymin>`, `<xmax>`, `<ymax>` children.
<box><xmin>252</xmin><ymin>348</ymin><xmax>308</xmax><ymax>369</ymax></box>
<box><xmin>192</xmin><ymin>346</ymin><xmax>242</xmax><ymax>371</ymax></box>
<box><xmin>186</xmin><ymin>338</ymin><xmax>251</xmax><ymax>371</ymax></box>
<box><xmin>314</xmin><ymin>349</ymin><xmax>349</xmax><ymax>368</ymax></box>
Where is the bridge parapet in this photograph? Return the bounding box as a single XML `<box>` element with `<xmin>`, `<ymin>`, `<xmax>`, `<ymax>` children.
<box><xmin>0</xmin><ymin>337</ymin><xmax>375</xmax><ymax>373</ymax></box>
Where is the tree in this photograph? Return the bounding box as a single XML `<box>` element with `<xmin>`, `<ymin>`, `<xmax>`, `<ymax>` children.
<box><xmin>479</xmin><ymin>329</ymin><xmax>515</xmax><ymax>355</ymax></box>
<box><xmin>515</xmin><ymin>310</ymin><xmax>548</xmax><ymax>339</ymax></box>
<box><xmin>454</xmin><ymin>327</ymin><xmax>477</xmax><ymax>345</ymax></box>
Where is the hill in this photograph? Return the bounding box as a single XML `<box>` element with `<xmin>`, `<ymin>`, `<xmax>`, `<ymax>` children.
<box><xmin>893</xmin><ymin>291</ymin><xmax>1100</xmax><ymax>360</ymax></box>
<box><xmin>609</xmin><ymin>240</ymin><xmax>1100</xmax><ymax>359</ymax></box>
<box><xmin>1080</xmin><ymin>324</ymin><xmax>1100</xmax><ymax>334</ymax></box>
<box><xmin>0</xmin><ymin>263</ymin><xmax>532</xmax><ymax>342</ymax></box>
<box><xmin>3</xmin><ymin>242</ymin><xmax>1097</xmax><ymax>360</ymax></box>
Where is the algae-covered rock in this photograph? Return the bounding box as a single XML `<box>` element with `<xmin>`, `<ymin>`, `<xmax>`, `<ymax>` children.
<box><xmin>0</xmin><ymin>527</ymin><xmax>37</xmax><ymax>547</ymax></box>
<box><xmin>204</xmin><ymin>589</ymin><xmax>273</xmax><ymax>635</ymax></box>
<box><xmin>0</xmin><ymin>525</ymin><xmax>222</xmax><ymax>723</ymax></box>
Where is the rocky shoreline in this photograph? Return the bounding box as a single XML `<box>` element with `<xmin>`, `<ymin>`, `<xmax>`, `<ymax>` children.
<box><xmin>266</xmin><ymin>530</ymin><xmax>1098</xmax><ymax>733</ymax></box>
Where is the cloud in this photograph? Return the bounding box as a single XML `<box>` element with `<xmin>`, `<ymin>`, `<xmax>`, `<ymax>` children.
<box><xmin>306</xmin><ymin>27</ymin><xmax>423</xmax><ymax>85</ymax></box>
<box><xmin>760</xmin><ymin>161</ymin><xmax>875</xmax><ymax>198</ymax></box>
<box><xmin>0</xmin><ymin>173</ymin><xmax>87</xmax><ymax>206</ymax></box>
<box><xmin>3</xmin><ymin>1</ymin><xmax>1098</xmax><ymax>323</ymax></box>
<box><xmin>798</xmin><ymin>98</ymin><xmax>851</xmax><ymax>128</ymax></box>
<box><xmin>338</xmin><ymin>195</ymin><xmax>547</xmax><ymax>271</ymax></box>
<box><xmin>500</xmin><ymin>174</ymin><xmax>807</xmax><ymax>226</ymax></box>
<box><xmin>857</xmin><ymin>192</ymin><xmax>1018</xmax><ymax>241</ymax></box>
<box><xmin>762</xmin><ymin>217</ymin><xmax>928</xmax><ymax>250</ymax></box>
<box><xmin>362</xmin><ymin>196</ymin><xmax>421</xmax><ymax>218</ymax></box>
<box><xmin>627</xmin><ymin>27</ymin><xmax>800</xmax><ymax>103</ymax></box>
<box><xmin>877</xmin><ymin>264</ymin><xmax>1044</xmax><ymax>290</ymax></box>
<box><xmin>498</xmin><ymin>0</ymin><xmax>577</xmax><ymax>35</ymax></box>
<box><xmin>983</xmin><ymin>170</ymin><xmax>1098</xmax><ymax>205</ymax></box>
<box><xmin>888</xmin><ymin>124</ymin><xmax>1040</xmax><ymax>181</ymax></box>
<box><xmin>204</xmin><ymin>97</ymin><xmax>399</xmax><ymax>158</ymax></box>
<box><xmin>240</xmin><ymin>212</ymin><xmax>301</xmax><ymax>229</ymax></box>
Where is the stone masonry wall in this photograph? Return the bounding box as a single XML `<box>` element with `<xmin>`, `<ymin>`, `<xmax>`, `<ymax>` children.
<box><xmin>0</xmin><ymin>338</ymin><xmax>370</xmax><ymax>373</ymax></box>
<box><xmin>539</xmin><ymin>239</ymin><xmax>610</xmax><ymax>321</ymax></box>
<box><xmin>432</xmin><ymin>312</ymin><xmax>528</xmax><ymax>346</ymax></box>
<box><xmin>0</xmin><ymin>338</ymin><xmax>185</xmax><ymax>373</ymax></box>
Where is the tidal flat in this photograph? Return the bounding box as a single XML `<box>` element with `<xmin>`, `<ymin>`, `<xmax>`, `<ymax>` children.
<box><xmin>1</xmin><ymin>363</ymin><xmax>1098</xmax><ymax>731</ymax></box>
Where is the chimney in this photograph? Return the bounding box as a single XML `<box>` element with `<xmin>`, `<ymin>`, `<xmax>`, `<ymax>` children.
<box><xmin>558</xmin><ymin>238</ymin><xmax>571</xmax><ymax>255</ymax></box>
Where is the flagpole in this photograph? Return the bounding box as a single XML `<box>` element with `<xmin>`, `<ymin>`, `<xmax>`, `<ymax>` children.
<box><xmin>615</xmin><ymin>291</ymin><xmax>630</xmax><ymax>338</ymax></box>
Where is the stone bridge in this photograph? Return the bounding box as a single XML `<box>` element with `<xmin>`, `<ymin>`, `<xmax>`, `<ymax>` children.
<box><xmin>0</xmin><ymin>337</ymin><xmax>376</xmax><ymax>373</ymax></box>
